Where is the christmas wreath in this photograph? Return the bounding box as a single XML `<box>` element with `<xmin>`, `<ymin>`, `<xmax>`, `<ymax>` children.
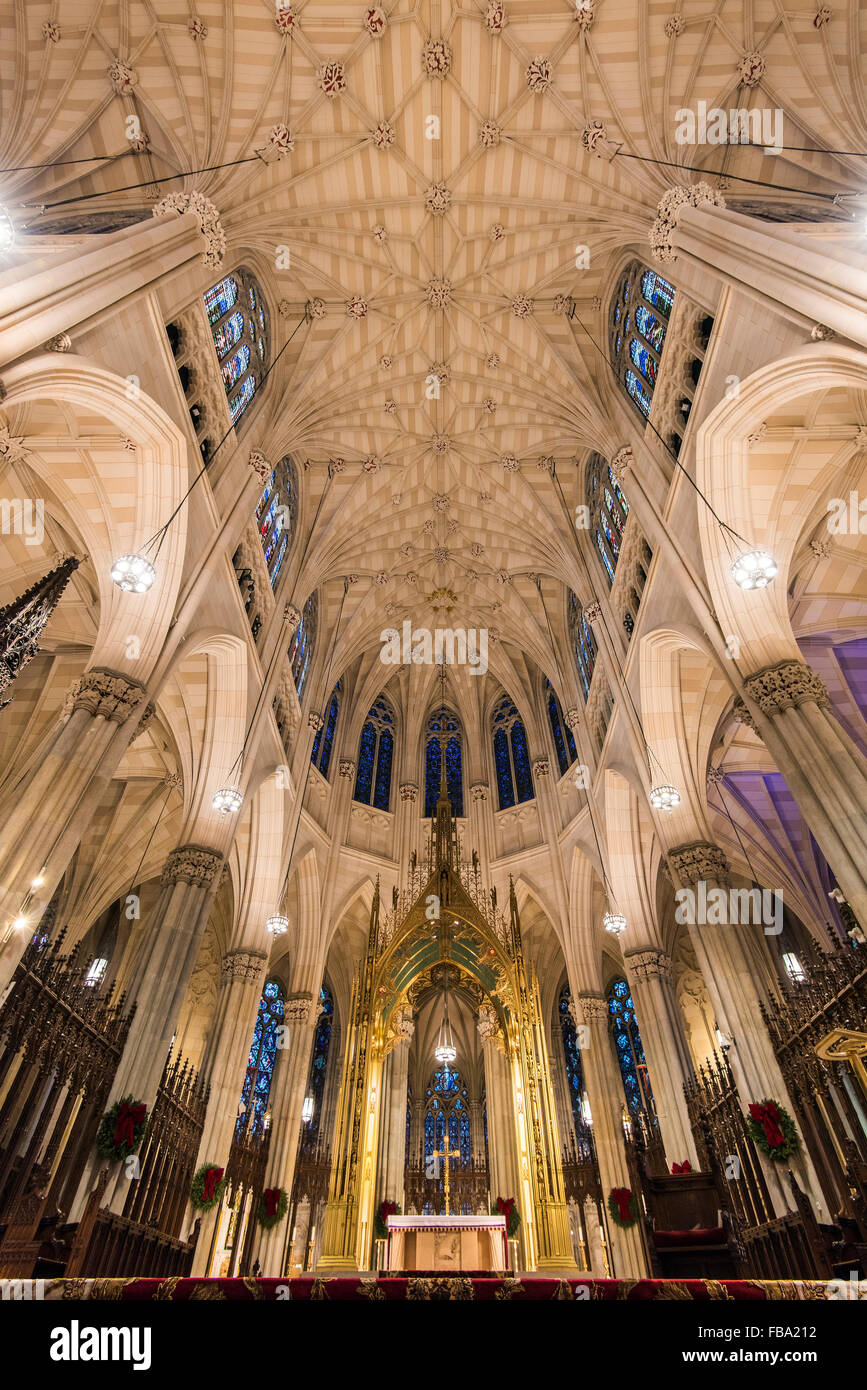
<box><xmin>95</xmin><ymin>1096</ymin><xmax>148</xmax><ymax>1164</ymax></box>
<box><xmin>258</xmin><ymin>1187</ymin><xmax>288</xmax><ymax>1229</ymax></box>
<box><xmin>493</xmin><ymin>1195</ymin><xmax>520</xmax><ymax>1237</ymax></box>
<box><xmin>746</xmin><ymin>1099</ymin><xmax>800</xmax><ymax>1162</ymax></box>
<box><xmin>607</xmin><ymin>1186</ymin><xmax>640</xmax><ymax>1228</ymax></box>
<box><xmin>190</xmin><ymin>1163</ymin><xmax>227</xmax><ymax>1212</ymax></box>
<box><xmin>374</xmin><ymin>1198</ymin><xmax>401</xmax><ymax>1239</ymax></box>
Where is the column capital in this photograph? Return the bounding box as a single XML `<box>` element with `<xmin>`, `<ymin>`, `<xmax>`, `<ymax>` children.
<box><xmin>338</xmin><ymin>758</ymin><xmax>356</xmax><ymax>778</ymax></box>
<box><xmin>284</xmin><ymin>992</ymin><xmax>315</xmax><ymax>1024</ymax></box>
<box><xmin>221</xmin><ymin>948</ymin><xmax>267</xmax><ymax>984</ymax></box>
<box><xmin>532</xmin><ymin>757</ymin><xmax>550</xmax><ymax>778</ymax></box>
<box><xmin>160</xmin><ymin>843</ymin><xmax>224</xmax><ymax>888</ymax></box>
<box><xmin>66</xmin><ymin>667</ymin><xmax>148</xmax><ymax>724</ymax></box>
<box><xmin>624</xmin><ymin>946</ymin><xmax>673</xmax><ymax>982</ymax></box>
<box><xmin>470</xmin><ymin>782</ymin><xmax>489</xmax><ymax>802</ymax></box>
<box><xmin>742</xmin><ymin>659</ymin><xmax>829</xmax><ymax>716</ymax></box>
<box><xmin>576</xmin><ymin>991</ymin><xmax>607</xmax><ymax>1023</ymax></box>
<box><xmin>399</xmin><ymin>782</ymin><xmax>418</xmax><ymax>802</ymax></box>
<box><xmin>668</xmin><ymin>841</ymin><xmax>730</xmax><ymax>888</ymax></box>
<box><xmin>650</xmin><ymin>181</ymin><xmax>726</xmax><ymax>262</ymax></box>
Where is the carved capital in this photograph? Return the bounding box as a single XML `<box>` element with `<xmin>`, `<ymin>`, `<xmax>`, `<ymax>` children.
<box><xmin>624</xmin><ymin>947</ymin><xmax>673</xmax><ymax>982</ymax></box>
<box><xmin>161</xmin><ymin>843</ymin><xmax>224</xmax><ymax>888</ymax></box>
<box><xmin>532</xmin><ymin>758</ymin><xmax>550</xmax><ymax>777</ymax></box>
<box><xmin>611</xmin><ymin>446</ymin><xmax>632</xmax><ymax>482</ymax></box>
<box><xmin>564</xmin><ymin>707</ymin><xmax>581</xmax><ymax>732</ymax></box>
<box><xmin>583</xmin><ymin>602</ymin><xmax>602</xmax><ymax>624</ymax></box>
<box><xmin>45</xmin><ymin>333</ymin><xmax>72</xmax><ymax>353</ymax></box>
<box><xmin>69</xmin><ymin>668</ymin><xmax>148</xmax><ymax>724</ymax></box>
<box><xmin>577</xmin><ymin>992</ymin><xmax>607</xmax><ymax>1024</ymax></box>
<box><xmin>399</xmin><ymin>782</ymin><xmax>418</xmax><ymax>802</ymax></box>
<box><xmin>308</xmin><ymin>711</ymin><xmax>325</xmax><ymax>734</ymax></box>
<box><xmin>285</xmin><ymin>993</ymin><xmax>314</xmax><ymax>1024</ymax></box>
<box><xmin>284</xmin><ymin>603</ymin><xmax>301</xmax><ymax>630</ymax></box>
<box><xmin>732</xmin><ymin>696</ymin><xmax>759</xmax><ymax>733</ymax></box>
<box><xmin>650</xmin><ymin>181</ymin><xmax>726</xmax><ymax>263</ymax></box>
<box><xmin>668</xmin><ymin>841</ymin><xmax>730</xmax><ymax>888</ymax></box>
<box><xmin>742</xmin><ymin>660</ymin><xmax>829</xmax><ymax>716</ymax></box>
<box><xmin>338</xmin><ymin>758</ymin><xmax>356</xmax><ymax>778</ymax></box>
<box><xmin>134</xmin><ymin>701</ymin><xmax>156</xmax><ymax>738</ymax></box>
<box><xmin>470</xmin><ymin>783</ymin><xmax>489</xmax><ymax>802</ymax></box>
<box><xmin>394</xmin><ymin>1003</ymin><xmax>414</xmax><ymax>1043</ymax></box>
<box><xmin>221</xmin><ymin>948</ymin><xmax>267</xmax><ymax>984</ymax></box>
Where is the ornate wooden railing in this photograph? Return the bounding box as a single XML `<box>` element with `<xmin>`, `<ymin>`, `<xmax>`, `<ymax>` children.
<box><xmin>403</xmin><ymin>1158</ymin><xmax>489</xmax><ymax>1216</ymax></box>
<box><xmin>119</xmin><ymin>1050</ymin><xmax>209</xmax><ymax>1238</ymax></box>
<box><xmin>560</xmin><ymin>1122</ymin><xmax>602</xmax><ymax>1206</ymax></box>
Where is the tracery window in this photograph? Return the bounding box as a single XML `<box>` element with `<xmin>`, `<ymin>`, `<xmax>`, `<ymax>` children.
<box><xmin>585</xmin><ymin>453</ymin><xmax>630</xmax><ymax>587</ymax></box>
<box><xmin>607</xmin><ymin>977</ymin><xmax>655</xmax><ymax>1119</ymax></box>
<box><xmin>424</xmin><ymin>709</ymin><xmax>464</xmax><ymax>817</ymax></box>
<box><xmin>311</xmin><ymin>680</ymin><xmax>341</xmax><ymax>778</ymax></box>
<box><xmin>423</xmin><ymin>1065</ymin><xmax>471</xmax><ymax>1172</ymax></box>
<box><xmin>237</xmin><ymin>980</ymin><xmax>284</xmax><ymax>1138</ymax></box>
<box><xmin>546</xmin><ymin>678</ymin><xmax>577</xmax><ymax>776</ymax></box>
<box><xmin>559</xmin><ymin>982</ymin><xmax>585</xmax><ymax>1132</ymax></box>
<box><xmin>301</xmin><ymin>983</ymin><xmax>333</xmax><ymax>1149</ymax></box>
<box><xmin>203</xmin><ymin>268</ymin><xmax>270</xmax><ymax>426</ymax></box>
<box><xmin>255</xmin><ymin>454</ymin><xmax>297</xmax><ymax>591</ymax></box>
<box><xmin>609</xmin><ymin>261</ymin><xmax>675</xmax><ymax>420</ymax></box>
<box><xmin>288</xmin><ymin>592</ymin><xmax>317</xmax><ymax>700</ymax></box>
<box><xmin>353</xmin><ymin>695</ymin><xmax>395</xmax><ymax>811</ymax></box>
<box><xmin>568</xmin><ymin>591</ymin><xmax>597</xmax><ymax>700</ymax></box>
<box><xmin>491</xmin><ymin>695</ymin><xmax>534</xmax><ymax>810</ymax></box>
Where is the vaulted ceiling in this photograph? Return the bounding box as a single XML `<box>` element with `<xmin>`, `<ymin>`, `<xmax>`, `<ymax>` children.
<box><xmin>3</xmin><ymin>0</ymin><xmax>863</xmax><ymax>689</ymax></box>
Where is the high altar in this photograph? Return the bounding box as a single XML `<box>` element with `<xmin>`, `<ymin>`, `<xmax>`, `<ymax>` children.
<box><xmin>385</xmin><ymin>1214</ymin><xmax>508</xmax><ymax>1273</ymax></box>
<box><xmin>316</xmin><ymin>737</ymin><xmax>577</xmax><ymax>1275</ymax></box>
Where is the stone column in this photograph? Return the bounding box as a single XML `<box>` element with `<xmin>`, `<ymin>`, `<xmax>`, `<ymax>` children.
<box><xmin>652</xmin><ymin>189</ymin><xmax>867</xmax><ymax>349</ymax></box>
<box><xmin>190</xmin><ymin>947</ymin><xmax>268</xmax><ymax>1276</ymax></box>
<box><xmin>574</xmin><ymin>992</ymin><xmax>647</xmax><ymax>1278</ymax></box>
<box><xmin>71</xmin><ymin>842</ymin><xmax>225</xmax><ymax>1218</ymax></box>
<box><xmin>668</xmin><ymin>841</ymin><xmax>824</xmax><ymax>1212</ymax></box>
<box><xmin>376</xmin><ymin>1032</ymin><xmax>410</xmax><ymax>1208</ymax></box>
<box><xmin>254</xmin><ymin>993</ymin><xmax>318</xmax><ymax>1276</ymax></box>
<box><xmin>470</xmin><ymin>1099</ymin><xmax>485</xmax><ymax>1164</ymax></box>
<box><xmin>623</xmin><ymin>946</ymin><xmax>697</xmax><ymax>1168</ymax></box>
<box><xmin>0</xmin><ymin>669</ymin><xmax>149</xmax><ymax>991</ymax></box>
<box><xmin>396</xmin><ymin>783</ymin><xmax>419</xmax><ymax>889</ymax></box>
<box><xmin>736</xmin><ymin>660</ymin><xmax>867</xmax><ymax>926</ymax></box>
<box><xmin>468</xmin><ymin>783</ymin><xmax>494</xmax><ymax>879</ymax></box>
<box><xmin>479</xmin><ymin>1008</ymin><xmax>518</xmax><ymax>1209</ymax></box>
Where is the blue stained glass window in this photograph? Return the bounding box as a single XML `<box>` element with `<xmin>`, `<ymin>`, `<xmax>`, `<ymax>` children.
<box><xmin>354</xmin><ymin>696</ymin><xmax>395</xmax><ymax>810</ymax></box>
<box><xmin>629</xmin><ymin>338</ymin><xmax>657</xmax><ymax>386</ymax></box>
<box><xmin>635</xmin><ymin>305</ymin><xmax>666</xmax><ymax>352</ymax></box>
<box><xmin>608</xmin><ymin>977</ymin><xmax>655</xmax><ymax>1118</ymax></box>
<box><xmin>492</xmin><ymin>695</ymin><xmax>534</xmax><ymax>809</ymax></box>
<box><xmin>425</xmin><ymin>711</ymin><xmax>463</xmax><ymax>816</ymax></box>
<box><xmin>236</xmin><ymin>980</ymin><xmax>284</xmax><ymax>1137</ymax></box>
<box><xmin>604</xmin><ymin>488</ymin><xmax>623</xmax><ymax>535</ymax></box>
<box><xmin>559</xmin><ymin>982</ymin><xmax>586</xmax><ymax>1132</ymax></box>
<box><xmin>229</xmin><ymin>375</ymin><xmax>255</xmax><ymax>422</ymax></box>
<box><xmin>596</xmin><ymin>531</ymin><xmax>615</xmax><ymax>584</ymax></box>
<box><xmin>213</xmin><ymin>311</ymin><xmax>245</xmax><ymax>358</ymax></box>
<box><xmin>289</xmin><ymin>591</ymin><xmax>317</xmax><ymax>698</ymax></box>
<box><xmin>600</xmin><ymin>512</ymin><xmax>620</xmax><ymax>559</ymax></box>
<box><xmin>569</xmin><ymin>592</ymin><xmax>598</xmax><ymax>692</ymax></box>
<box><xmin>608</xmin><ymin>468</ymin><xmax>629</xmax><ymax>516</ymax></box>
<box><xmin>222</xmin><ymin>344</ymin><xmax>252</xmax><ymax>388</ymax></box>
<box><xmin>355</xmin><ymin>721</ymin><xmax>376</xmax><ymax>803</ymax></box>
<box><xmin>301</xmin><ymin>984</ymin><xmax>333</xmax><ymax>1149</ymax></box>
<box><xmin>640</xmin><ymin>269</ymin><xmax>675</xmax><ymax>317</ymax></box>
<box><xmin>270</xmin><ymin>533</ymin><xmax>288</xmax><ymax>587</ymax></box>
<box><xmin>546</xmin><ymin>681</ymin><xmax>577</xmax><ymax>775</ymax></box>
<box><xmin>312</xmin><ymin>683</ymin><xmax>340</xmax><ymax>778</ymax></box>
<box><xmin>625</xmin><ymin>369</ymin><xmax>652</xmax><ymax>417</ymax></box>
<box><xmin>205</xmin><ymin>275</ymin><xmax>239</xmax><ymax>324</ymax></box>
<box><xmin>255</xmin><ymin>473</ymin><xmax>275</xmax><ymax>519</ymax></box>
<box><xmin>424</xmin><ymin>1065</ymin><xmax>472</xmax><ymax>1211</ymax></box>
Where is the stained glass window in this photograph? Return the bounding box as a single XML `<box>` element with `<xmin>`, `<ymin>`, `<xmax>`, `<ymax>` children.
<box><xmin>640</xmin><ymin>269</ymin><xmax>675</xmax><ymax>317</ymax></box>
<box><xmin>604</xmin><ymin>488</ymin><xmax>623</xmax><ymax>536</ymax></box>
<box><xmin>254</xmin><ymin>456</ymin><xmax>297</xmax><ymax>590</ymax></box>
<box><xmin>491</xmin><ymin>695</ymin><xmax>534</xmax><ymax>810</ymax></box>
<box><xmin>596</xmin><ymin>532</ymin><xmax>615</xmax><ymax>585</ymax></box>
<box><xmin>354</xmin><ymin>696</ymin><xmax>395</xmax><ymax>811</ymax></box>
<box><xmin>559</xmin><ymin>982</ymin><xmax>585</xmax><ymax>1132</ymax></box>
<box><xmin>203</xmin><ymin>267</ymin><xmax>269</xmax><ymax>427</ymax></box>
<box><xmin>221</xmin><ymin>343</ymin><xmax>251</xmax><ymax>389</ymax></box>
<box><xmin>288</xmin><ymin>592</ymin><xmax>317</xmax><ymax>699</ymax></box>
<box><xmin>546</xmin><ymin>680</ymin><xmax>577</xmax><ymax>775</ymax></box>
<box><xmin>425</xmin><ymin>710</ymin><xmax>463</xmax><ymax>816</ymax></box>
<box><xmin>424</xmin><ymin>1064</ymin><xmax>472</xmax><ymax>1205</ymax></box>
<box><xmin>312</xmin><ymin>681</ymin><xmax>341</xmax><ymax>778</ymax></box>
<box><xmin>568</xmin><ymin>592</ymin><xmax>597</xmax><ymax>697</ymax></box>
<box><xmin>300</xmin><ymin>984</ymin><xmax>333</xmax><ymax>1149</ymax></box>
<box><xmin>607</xmin><ymin>977</ymin><xmax>655</xmax><ymax>1119</ymax></box>
<box><xmin>236</xmin><ymin>980</ymin><xmax>284</xmax><ymax>1138</ymax></box>
<box><xmin>600</xmin><ymin>512</ymin><xmax>620</xmax><ymax>559</ymax></box>
<box><xmin>609</xmin><ymin>262</ymin><xmax>676</xmax><ymax>422</ymax></box>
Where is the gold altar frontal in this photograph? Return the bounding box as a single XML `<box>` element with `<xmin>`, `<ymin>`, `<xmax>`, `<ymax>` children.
<box><xmin>385</xmin><ymin>1215</ymin><xmax>508</xmax><ymax>1272</ymax></box>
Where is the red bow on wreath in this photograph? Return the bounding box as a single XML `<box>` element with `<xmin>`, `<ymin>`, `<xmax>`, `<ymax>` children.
<box><xmin>263</xmin><ymin>1187</ymin><xmax>282</xmax><ymax>1218</ymax></box>
<box><xmin>203</xmin><ymin>1167</ymin><xmax>224</xmax><ymax>1202</ymax></box>
<box><xmin>496</xmin><ymin>1197</ymin><xmax>515</xmax><ymax>1223</ymax></box>
<box><xmin>748</xmin><ymin>1101</ymin><xmax>785</xmax><ymax>1150</ymax></box>
<box><xmin>610</xmin><ymin>1187</ymin><xmax>633</xmax><ymax>1223</ymax></box>
<box><xmin>113</xmin><ymin>1101</ymin><xmax>146</xmax><ymax>1148</ymax></box>
<box><xmin>671</xmin><ymin>1161</ymin><xmax>692</xmax><ymax>1174</ymax></box>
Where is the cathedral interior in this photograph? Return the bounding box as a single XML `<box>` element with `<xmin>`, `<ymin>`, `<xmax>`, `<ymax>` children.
<box><xmin>0</xmin><ymin>0</ymin><xmax>867</xmax><ymax>1320</ymax></box>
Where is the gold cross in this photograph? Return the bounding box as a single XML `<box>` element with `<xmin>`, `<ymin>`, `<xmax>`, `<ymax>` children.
<box><xmin>430</xmin><ymin>1143</ymin><xmax>461</xmax><ymax>1215</ymax></box>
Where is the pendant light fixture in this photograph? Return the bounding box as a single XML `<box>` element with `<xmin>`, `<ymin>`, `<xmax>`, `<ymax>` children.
<box><xmin>434</xmin><ymin>983</ymin><xmax>457</xmax><ymax>1065</ymax></box>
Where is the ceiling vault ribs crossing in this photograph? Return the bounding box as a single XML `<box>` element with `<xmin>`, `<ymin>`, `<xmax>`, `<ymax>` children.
<box><xmin>2</xmin><ymin>0</ymin><xmax>861</xmax><ymax>672</ymax></box>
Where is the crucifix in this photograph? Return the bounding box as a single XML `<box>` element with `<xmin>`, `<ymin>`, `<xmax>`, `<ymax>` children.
<box><xmin>430</xmin><ymin>1141</ymin><xmax>461</xmax><ymax>1215</ymax></box>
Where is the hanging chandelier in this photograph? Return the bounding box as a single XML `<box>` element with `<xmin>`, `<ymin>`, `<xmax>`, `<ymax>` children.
<box><xmin>434</xmin><ymin>986</ymin><xmax>457</xmax><ymax>1064</ymax></box>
